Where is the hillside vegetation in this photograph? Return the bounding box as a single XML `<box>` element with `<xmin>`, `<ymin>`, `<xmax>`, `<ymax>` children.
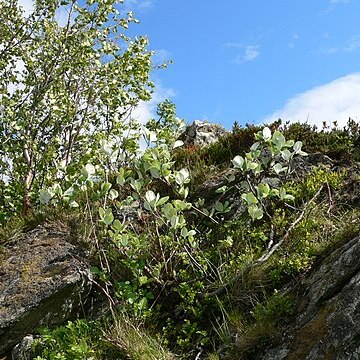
<box><xmin>1</xmin><ymin>1</ymin><xmax>360</xmax><ymax>359</ymax></box>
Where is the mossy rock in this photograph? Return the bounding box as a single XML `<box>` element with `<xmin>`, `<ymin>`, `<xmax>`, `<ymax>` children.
<box><xmin>0</xmin><ymin>223</ymin><xmax>92</xmax><ymax>356</ymax></box>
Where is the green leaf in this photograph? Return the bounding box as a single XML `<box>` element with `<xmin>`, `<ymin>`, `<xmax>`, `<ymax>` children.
<box><xmin>157</xmin><ymin>196</ymin><xmax>169</xmax><ymax>206</ymax></box>
<box><xmin>181</xmin><ymin>227</ymin><xmax>189</xmax><ymax>238</ymax></box>
<box><xmin>285</xmin><ymin>140</ymin><xmax>295</xmax><ymax>147</ymax></box>
<box><xmin>53</xmin><ymin>183</ymin><xmax>62</xmax><ymax>196</ymax></box>
<box><xmin>293</xmin><ymin>141</ymin><xmax>303</xmax><ymax>153</ymax></box>
<box><xmin>149</xmin><ymin>166</ymin><xmax>160</xmax><ymax>178</ymax></box>
<box><xmin>175</xmin><ymin>168</ymin><xmax>190</xmax><ymax>186</ymax></box>
<box><xmin>69</xmin><ymin>200</ymin><xmax>79</xmax><ymax>208</ymax></box>
<box><xmin>130</xmin><ymin>179</ymin><xmax>143</xmax><ymax>192</ymax></box>
<box><xmin>232</xmin><ymin>155</ymin><xmax>244</xmax><ymax>169</ymax></box>
<box><xmin>145</xmin><ymin>190</ymin><xmax>156</xmax><ymax>204</ymax></box>
<box><xmin>188</xmin><ymin>230</ymin><xmax>196</xmax><ymax>237</ymax></box>
<box><xmin>272</xmin><ymin>131</ymin><xmax>286</xmax><ymax>146</ymax></box>
<box><xmin>215</xmin><ymin>185</ymin><xmax>228</xmax><ymax>194</ymax></box>
<box><xmin>262</xmin><ymin>127</ymin><xmax>272</xmax><ymax>141</ymax></box>
<box><xmin>120</xmin><ymin>234</ymin><xmax>128</xmax><ymax>246</ymax></box>
<box><xmin>228</xmin><ymin>174</ymin><xmax>236</xmax><ymax>183</ymax></box>
<box><xmin>250</xmin><ymin>141</ymin><xmax>261</xmax><ymax>151</ymax></box>
<box><xmin>109</xmin><ymin>189</ymin><xmax>119</xmax><ymax>200</ymax></box>
<box><xmin>279</xmin><ymin>187</ymin><xmax>287</xmax><ymax>200</ymax></box>
<box><xmin>241</xmin><ymin>192</ymin><xmax>258</xmax><ymax>205</ymax></box>
<box><xmin>39</xmin><ymin>189</ymin><xmax>54</xmax><ymax>204</ymax></box>
<box><xmin>273</xmin><ymin>163</ymin><xmax>285</xmax><ymax>174</ymax></box>
<box><xmin>139</xmin><ymin>276</ymin><xmax>148</xmax><ymax>285</ymax></box>
<box><xmin>215</xmin><ymin>201</ymin><xmax>224</xmax><ymax>212</ymax></box>
<box><xmin>163</xmin><ymin>203</ymin><xmax>176</xmax><ymax>220</ymax></box>
<box><xmin>112</xmin><ymin>219</ymin><xmax>124</xmax><ymax>232</ymax></box>
<box><xmin>281</xmin><ymin>149</ymin><xmax>291</xmax><ymax>161</ymax></box>
<box><xmin>82</xmin><ymin>163</ymin><xmax>95</xmax><ymax>178</ymax></box>
<box><xmin>257</xmin><ymin>183</ymin><xmax>270</xmax><ymax>198</ymax></box>
<box><xmin>248</xmin><ymin>205</ymin><xmax>263</xmax><ymax>220</ymax></box>
<box><xmin>101</xmin><ymin>182</ymin><xmax>112</xmax><ymax>193</ymax></box>
<box><xmin>170</xmin><ymin>215</ymin><xmax>180</xmax><ymax>228</ymax></box>
<box><xmin>99</xmin><ymin>207</ymin><xmax>114</xmax><ymax>225</ymax></box>
<box><xmin>270</xmin><ymin>189</ymin><xmax>279</xmax><ymax>197</ymax></box>
<box><xmin>63</xmin><ymin>187</ymin><xmax>74</xmax><ymax>197</ymax></box>
<box><xmin>117</xmin><ymin>175</ymin><xmax>125</xmax><ymax>186</ymax></box>
<box><xmin>247</xmin><ymin>161</ymin><xmax>259</xmax><ymax>171</ymax></box>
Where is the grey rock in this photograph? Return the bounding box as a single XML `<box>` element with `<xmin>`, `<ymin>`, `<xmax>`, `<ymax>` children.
<box><xmin>0</xmin><ymin>223</ymin><xmax>92</xmax><ymax>356</ymax></box>
<box><xmin>12</xmin><ymin>335</ymin><xmax>36</xmax><ymax>360</ymax></box>
<box><xmin>262</xmin><ymin>235</ymin><xmax>360</xmax><ymax>360</ymax></box>
<box><xmin>183</xmin><ymin>120</ymin><xmax>228</xmax><ymax>147</ymax></box>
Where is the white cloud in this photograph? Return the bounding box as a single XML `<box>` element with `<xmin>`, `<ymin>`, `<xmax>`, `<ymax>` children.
<box><xmin>320</xmin><ymin>34</ymin><xmax>360</xmax><ymax>54</ymax></box>
<box><xmin>122</xmin><ymin>0</ymin><xmax>155</xmax><ymax>12</ymax></box>
<box><xmin>263</xmin><ymin>73</ymin><xmax>360</xmax><ymax>128</ymax></box>
<box><xmin>330</xmin><ymin>0</ymin><xmax>349</xmax><ymax>4</ymax></box>
<box><xmin>234</xmin><ymin>45</ymin><xmax>260</xmax><ymax>64</ymax></box>
<box><xmin>223</xmin><ymin>43</ymin><xmax>260</xmax><ymax>64</ymax></box>
<box><xmin>288</xmin><ymin>34</ymin><xmax>299</xmax><ymax>49</ymax></box>
<box><xmin>131</xmin><ymin>82</ymin><xmax>175</xmax><ymax>124</ymax></box>
<box><xmin>223</xmin><ymin>42</ymin><xmax>243</xmax><ymax>48</ymax></box>
<box><xmin>345</xmin><ymin>35</ymin><xmax>360</xmax><ymax>52</ymax></box>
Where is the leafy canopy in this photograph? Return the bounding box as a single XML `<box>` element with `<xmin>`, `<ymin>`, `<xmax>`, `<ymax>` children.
<box><xmin>0</xmin><ymin>0</ymin><xmax>154</xmax><ymax>217</ymax></box>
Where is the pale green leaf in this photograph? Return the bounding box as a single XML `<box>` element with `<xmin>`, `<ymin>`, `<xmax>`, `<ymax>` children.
<box><xmin>232</xmin><ymin>155</ymin><xmax>244</xmax><ymax>169</ymax></box>
<box><xmin>263</xmin><ymin>127</ymin><xmax>272</xmax><ymax>140</ymax></box>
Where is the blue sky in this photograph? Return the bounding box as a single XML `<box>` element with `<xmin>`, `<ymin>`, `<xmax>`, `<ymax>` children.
<box><xmin>125</xmin><ymin>0</ymin><xmax>360</xmax><ymax>129</ymax></box>
<box><xmin>18</xmin><ymin>0</ymin><xmax>360</xmax><ymax>130</ymax></box>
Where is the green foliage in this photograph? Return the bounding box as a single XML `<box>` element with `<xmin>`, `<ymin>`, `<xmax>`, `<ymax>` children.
<box><xmin>231</xmin><ymin>126</ymin><xmax>306</xmax><ymax>221</ymax></box>
<box><xmin>281</xmin><ymin>118</ymin><xmax>360</xmax><ymax>161</ymax></box>
<box><xmin>105</xmin><ymin>317</ymin><xmax>173</xmax><ymax>360</ymax></box>
<box><xmin>0</xmin><ymin>0</ymin><xmax>154</xmax><ymax>217</ymax></box>
<box><xmin>32</xmin><ymin>319</ymin><xmax>120</xmax><ymax>360</ymax></box>
<box><xmin>252</xmin><ymin>290</ymin><xmax>294</xmax><ymax>326</ymax></box>
<box><xmin>224</xmin><ymin>292</ymin><xmax>294</xmax><ymax>359</ymax></box>
<box><xmin>286</xmin><ymin>167</ymin><xmax>346</xmax><ymax>204</ymax></box>
<box><xmin>1</xmin><ymin>2</ymin><xmax>359</xmax><ymax>359</ymax></box>
<box><xmin>173</xmin><ymin>123</ymin><xmax>263</xmax><ymax>188</ymax></box>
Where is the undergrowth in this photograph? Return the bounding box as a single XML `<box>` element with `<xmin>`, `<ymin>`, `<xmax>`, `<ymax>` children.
<box><xmin>2</xmin><ymin>121</ymin><xmax>360</xmax><ymax>360</ymax></box>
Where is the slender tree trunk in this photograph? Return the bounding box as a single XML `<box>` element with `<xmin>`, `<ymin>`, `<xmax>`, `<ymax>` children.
<box><xmin>22</xmin><ymin>130</ymin><xmax>33</xmax><ymax>216</ymax></box>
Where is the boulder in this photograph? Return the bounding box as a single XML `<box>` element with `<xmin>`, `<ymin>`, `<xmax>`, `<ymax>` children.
<box><xmin>262</xmin><ymin>234</ymin><xmax>360</xmax><ymax>360</ymax></box>
<box><xmin>182</xmin><ymin>120</ymin><xmax>228</xmax><ymax>147</ymax></box>
<box><xmin>0</xmin><ymin>223</ymin><xmax>92</xmax><ymax>356</ymax></box>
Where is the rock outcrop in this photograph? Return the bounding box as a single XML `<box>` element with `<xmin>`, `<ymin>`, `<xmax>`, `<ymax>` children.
<box><xmin>262</xmin><ymin>234</ymin><xmax>360</xmax><ymax>360</ymax></box>
<box><xmin>182</xmin><ymin>120</ymin><xmax>228</xmax><ymax>147</ymax></box>
<box><xmin>0</xmin><ymin>223</ymin><xmax>92</xmax><ymax>356</ymax></box>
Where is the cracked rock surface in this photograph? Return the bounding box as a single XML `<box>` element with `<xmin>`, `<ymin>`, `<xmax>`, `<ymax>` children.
<box><xmin>262</xmin><ymin>235</ymin><xmax>360</xmax><ymax>360</ymax></box>
<box><xmin>0</xmin><ymin>223</ymin><xmax>92</xmax><ymax>356</ymax></box>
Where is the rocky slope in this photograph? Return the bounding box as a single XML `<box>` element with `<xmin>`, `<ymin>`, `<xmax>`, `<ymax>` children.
<box><xmin>0</xmin><ymin>121</ymin><xmax>359</xmax><ymax>359</ymax></box>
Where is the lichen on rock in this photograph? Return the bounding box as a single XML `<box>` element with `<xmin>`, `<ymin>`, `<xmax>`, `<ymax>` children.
<box><xmin>0</xmin><ymin>223</ymin><xmax>92</xmax><ymax>356</ymax></box>
<box><xmin>262</xmin><ymin>235</ymin><xmax>360</xmax><ymax>360</ymax></box>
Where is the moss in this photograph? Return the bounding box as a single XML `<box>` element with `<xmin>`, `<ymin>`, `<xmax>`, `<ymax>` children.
<box><xmin>287</xmin><ymin>304</ymin><xmax>335</xmax><ymax>360</ymax></box>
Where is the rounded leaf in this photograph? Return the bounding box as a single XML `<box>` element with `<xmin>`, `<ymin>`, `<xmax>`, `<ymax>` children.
<box><xmin>232</xmin><ymin>155</ymin><xmax>244</xmax><ymax>169</ymax></box>
<box><xmin>262</xmin><ymin>127</ymin><xmax>272</xmax><ymax>141</ymax></box>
